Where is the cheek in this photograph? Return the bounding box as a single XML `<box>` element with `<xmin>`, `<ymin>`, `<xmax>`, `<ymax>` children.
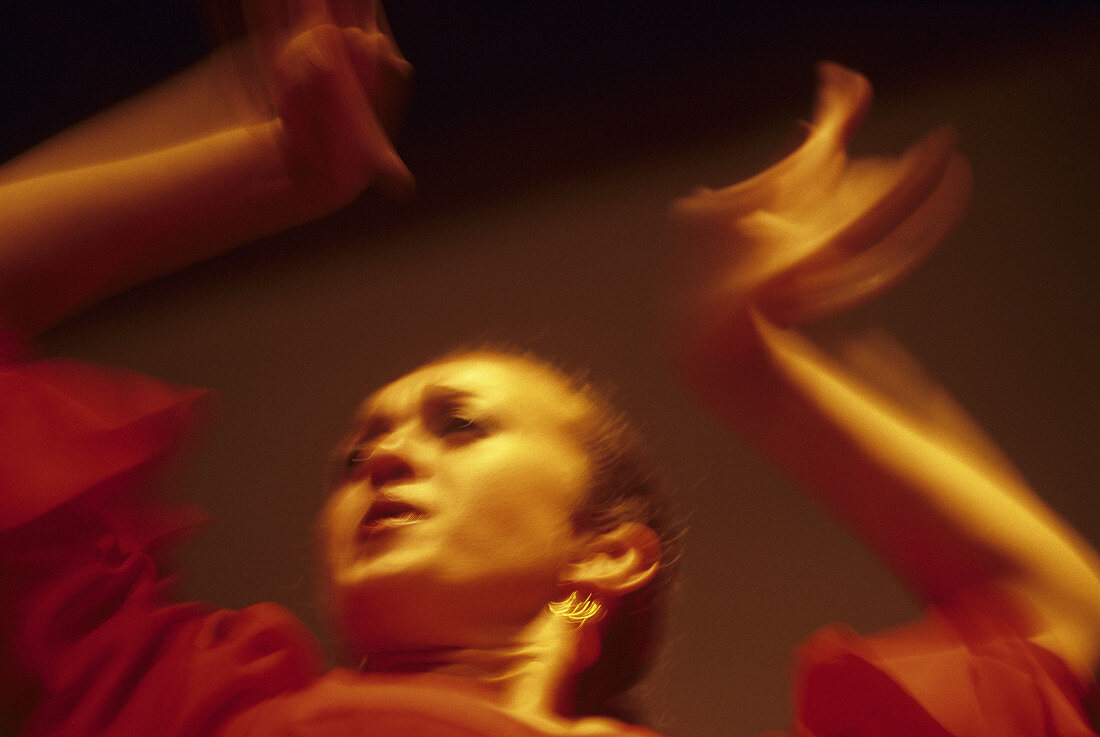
<box><xmin>441</xmin><ymin>442</ymin><xmax>588</xmax><ymax>570</ymax></box>
<box><xmin>318</xmin><ymin>489</ymin><xmax>362</xmax><ymax>570</ymax></box>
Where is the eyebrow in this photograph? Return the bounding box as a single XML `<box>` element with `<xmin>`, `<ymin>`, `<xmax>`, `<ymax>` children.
<box><xmin>355</xmin><ymin>384</ymin><xmax>479</xmax><ymax>425</ymax></box>
<box><xmin>424</xmin><ymin>385</ymin><xmax>476</xmax><ymax>402</ymax></box>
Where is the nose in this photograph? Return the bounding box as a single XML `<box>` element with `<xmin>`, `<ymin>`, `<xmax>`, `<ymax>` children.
<box><xmin>348</xmin><ymin>424</ymin><xmax>423</xmax><ymax>490</ymax></box>
<box><xmin>365</xmin><ymin>449</ymin><xmax>415</xmax><ymax>488</ymax></box>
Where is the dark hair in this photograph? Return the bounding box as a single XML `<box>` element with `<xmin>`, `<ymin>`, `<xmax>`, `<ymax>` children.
<box><xmin>427</xmin><ymin>347</ymin><xmax>683</xmax><ymax>718</ymax></box>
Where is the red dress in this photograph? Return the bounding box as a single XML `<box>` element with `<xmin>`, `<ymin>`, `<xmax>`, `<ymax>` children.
<box><xmin>2</xmin><ymin>332</ymin><xmax>1097</xmax><ymax>737</ymax></box>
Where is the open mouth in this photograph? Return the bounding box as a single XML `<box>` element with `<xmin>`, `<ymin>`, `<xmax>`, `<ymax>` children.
<box><xmin>358</xmin><ymin>499</ymin><xmax>427</xmax><ymax>537</ymax></box>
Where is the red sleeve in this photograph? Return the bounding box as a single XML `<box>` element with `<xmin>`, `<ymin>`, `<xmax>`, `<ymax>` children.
<box><xmin>788</xmin><ymin>590</ymin><xmax>1100</xmax><ymax>737</ymax></box>
<box><xmin>0</xmin><ymin>332</ymin><xmax>325</xmax><ymax>737</ymax></box>
<box><xmin>0</xmin><ymin>330</ymin><xmax>210</xmax><ymax>531</ymax></box>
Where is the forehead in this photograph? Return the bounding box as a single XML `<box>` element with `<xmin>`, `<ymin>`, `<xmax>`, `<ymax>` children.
<box><xmin>362</xmin><ymin>357</ymin><xmax>584</xmax><ymax>425</ymax></box>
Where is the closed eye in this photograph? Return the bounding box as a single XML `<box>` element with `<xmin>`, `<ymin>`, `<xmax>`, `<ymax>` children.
<box><xmin>440</xmin><ymin>414</ymin><xmax>484</xmax><ymax>436</ymax></box>
<box><xmin>418</xmin><ymin>386</ymin><xmax>490</xmax><ymax>442</ymax></box>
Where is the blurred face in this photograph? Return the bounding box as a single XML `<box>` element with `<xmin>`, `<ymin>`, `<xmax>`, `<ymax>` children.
<box><xmin>320</xmin><ymin>356</ymin><xmax>593</xmax><ymax>658</ymax></box>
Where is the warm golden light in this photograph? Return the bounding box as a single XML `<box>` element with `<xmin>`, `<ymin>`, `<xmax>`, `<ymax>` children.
<box><xmin>548</xmin><ymin>592</ymin><xmax>605</xmax><ymax>626</ymax></box>
<box><xmin>674</xmin><ymin>62</ymin><xmax>972</xmax><ymax>327</ymax></box>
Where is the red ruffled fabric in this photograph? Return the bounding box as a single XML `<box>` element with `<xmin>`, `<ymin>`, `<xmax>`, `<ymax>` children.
<box><xmin>0</xmin><ymin>330</ymin><xmax>209</xmax><ymax>533</ymax></box>
<box><xmin>219</xmin><ymin>670</ymin><xmax>662</xmax><ymax>737</ymax></box>
<box><xmin>0</xmin><ymin>332</ymin><xmax>324</xmax><ymax>736</ymax></box>
<box><xmin>1</xmin><ymin>331</ymin><xmax>1096</xmax><ymax>736</ymax></box>
<box><xmin>788</xmin><ymin>592</ymin><xmax>1100</xmax><ymax>737</ymax></box>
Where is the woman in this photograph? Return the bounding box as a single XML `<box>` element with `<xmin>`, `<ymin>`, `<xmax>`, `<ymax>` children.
<box><xmin>2</xmin><ymin>2</ymin><xmax>1098</xmax><ymax>735</ymax></box>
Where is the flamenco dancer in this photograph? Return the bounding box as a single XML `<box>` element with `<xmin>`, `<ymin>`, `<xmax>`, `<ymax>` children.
<box><xmin>2</xmin><ymin>1</ymin><xmax>1097</xmax><ymax>735</ymax></box>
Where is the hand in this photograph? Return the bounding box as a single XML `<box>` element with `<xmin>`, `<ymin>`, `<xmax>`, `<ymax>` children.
<box><xmin>249</xmin><ymin>0</ymin><xmax>414</xmax><ymax>202</ymax></box>
<box><xmin>672</xmin><ymin>63</ymin><xmax>971</xmax><ymax>329</ymax></box>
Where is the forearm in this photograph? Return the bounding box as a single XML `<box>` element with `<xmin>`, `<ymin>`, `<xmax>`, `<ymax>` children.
<box><xmin>1</xmin><ymin>10</ymin><xmax>411</xmax><ymax>337</ymax></box>
<box><xmin>674</xmin><ymin>61</ymin><xmax>1100</xmax><ymax>676</ymax></box>
<box><xmin>0</xmin><ymin>120</ymin><xmax>338</xmax><ymax>335</ymax></box>
<box><xmin>693</xmin><ymin>308</ymin><xmax>1100</xmax><ymax>672</ymax></box>
<box><xmin>0</xmin><ymin>48</ymin><xmax>256</xmax><ymax>186</ymax></box>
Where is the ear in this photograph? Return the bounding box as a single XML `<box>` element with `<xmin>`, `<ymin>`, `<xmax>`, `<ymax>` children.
<box><xmin>561</xmin><ymin>522</ymin><xmax>661</xmax><ymax>597</ymax></box>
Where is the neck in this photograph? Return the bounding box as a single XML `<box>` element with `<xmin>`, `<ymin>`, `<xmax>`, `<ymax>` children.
<box><xmin>360</xmin><ymin>610</ymin><xmax>600</xmax><ymax>726</ymax></box>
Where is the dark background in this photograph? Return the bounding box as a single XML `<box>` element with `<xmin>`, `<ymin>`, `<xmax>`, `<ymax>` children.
<box><xmin>6</xmin><ymin>3</ymin><xmax>1099</xmax><ymax>202</ymax></box>
<box><xmin>5</xmin><ymin>2</ymin><xmax>1098</xmax><ymax>735</ymax></box>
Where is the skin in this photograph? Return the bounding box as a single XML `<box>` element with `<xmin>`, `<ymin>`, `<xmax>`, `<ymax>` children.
<box><xmin>0</xmin><ymin>0</ymin><xmax>412</xmax><ymax>335</ymax></box>
<box><xmin>318</xmin><ymin>356</ymin><xmax>659</xmax><ymax>728</ymax></box>
<box><xmin>321</xmin><ymin>357</ymin><xmax>593</xmax><ymax>655</ymax></box>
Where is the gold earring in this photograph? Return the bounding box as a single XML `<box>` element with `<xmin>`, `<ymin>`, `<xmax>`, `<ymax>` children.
<box><xmin>548</xmin><ymin>592</ymin><xmax>604</xmax><ymax>626</ymax></box>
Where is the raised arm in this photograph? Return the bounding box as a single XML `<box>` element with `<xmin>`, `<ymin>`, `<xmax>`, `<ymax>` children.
<box><xmin>0</xmin><ymin>0</ymin><xmax>411</xmax><ymax>337</ymax></box>
<box><xmin>672</xmin><ymin>63</ymin><xmax>1100</xmax><ymax>681</ymax></box>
